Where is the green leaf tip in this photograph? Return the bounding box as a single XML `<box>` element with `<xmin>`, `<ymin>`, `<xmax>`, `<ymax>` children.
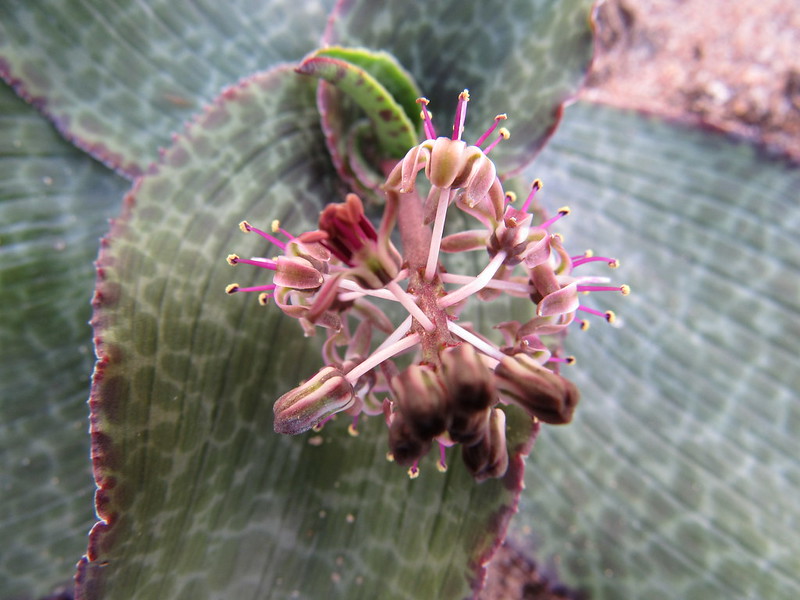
<box><xmin>296</xmin><ymin>46</ymin><xmax>421</xmax><ymax>158</ymax></box>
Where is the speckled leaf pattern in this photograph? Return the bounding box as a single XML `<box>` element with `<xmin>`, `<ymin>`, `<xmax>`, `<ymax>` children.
<box><xmin>0</xmin><ymin>82</ymin><xmax>130</xmax><ymax>597</ymax></box>
<box><xmin>80</xmin><ymin>66</ymin><xmax>535</xmax><ymax>600</ymax></box>
<box><xmin>0</xmin><ymin>0</ymin><xmax>335</xmax><ymax>176</ymax></box>
<box><xmin>324</xmin><ymin>0</ymin><xmax>595</xmax><ymax>175</ymax></box>
<box><xmin>297</xmin><ymin>47</ymin><xmax>421</xmax><ymax>157</ymax></box>
<box><xmin>511</xmin><ymin>102</ymin><xmax>800</xmax><ymax>599</ymax></box>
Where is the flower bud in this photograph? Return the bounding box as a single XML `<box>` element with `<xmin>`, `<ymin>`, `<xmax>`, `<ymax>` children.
<box><xmin>495</xmin><ymin>354</ymin><xmax>579</xmax><ymax>424</ymax></box>
<box><xmin>272</xmin><ymin>256</ymin><xmax>324</xmax><ymax>290</ymax></box>
<box><xmin>273</xmin><ymin>367</ymin><xmax>355</xmax><ymax>434</ymax></box>
<box><xmin>391</xmin><ymin>365</ymin><xmax>449</xmax><ymax>439</ymax></box>
<box><xmin>448</xmin><ymin>407</ymin><xmax>490</xmax><ymax>447</ymax></box>
<box><xmin>439</xmin><ymin>344</ymin><xmax>497</xmax><ymax>412</ymax></box>
<box><xmin>462</xmin><ymin>407</ymin><xmax>509</xmax><ymax>481</ymax></box>
<box><xmin>388</xmin><ymin>410</ymin><xmax>432</xmax><ymax>466</ymax></box>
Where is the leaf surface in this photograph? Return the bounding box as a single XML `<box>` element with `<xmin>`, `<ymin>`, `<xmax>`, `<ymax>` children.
<box><xmin>0</xmin><ymin>0</ymin><xmax>335</xmax><ymax>176</ymax></box>
<box><xmin>0</xmin><ymin>82</ymin><xmax>129</xmax><ymax>597</ymax></box>
<box><xmin>512</xmin><ymin>102</ymin><xmax>800</xmax><ymax>599</ymax></box>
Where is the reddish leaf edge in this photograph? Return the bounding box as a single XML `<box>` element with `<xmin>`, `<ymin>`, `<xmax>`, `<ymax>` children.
<box><xmin>0</xmin><ymin>61</ymin><xmax>143</xmax><ymax>179</ymax></box>
<box><xmin>73</xmin><ymin>63</ymin><xmax>303</xmax><ymax>600</ymax></box>
<box><xmin>467</xmin><ymin>419</ymin><xmax>541</xmax><ymax>599</ymax></box>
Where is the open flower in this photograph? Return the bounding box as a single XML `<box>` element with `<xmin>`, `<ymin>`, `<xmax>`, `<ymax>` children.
<box><xmin>228</xmin><ymin>91</ymin><xmax>627</xmax><ymax>480</ymax></box>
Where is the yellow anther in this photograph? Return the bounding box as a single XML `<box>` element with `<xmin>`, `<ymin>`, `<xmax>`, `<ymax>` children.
<box><xmin>459</xmin><ymin>89</ymin><xmax>470</xmax><ymax>101</ymax></box>
<box><xmin>386</xmin><ymin>452</ymin><xmax>395</xmax><ymax>463</ymax></box>
<box><xmin>608</xmin><ymin>259</ymin><xmax>619</xmax><ymax>268</ymax></box>
<box><xmin>505</xmin><ymin>190</ymin><xmax>517</xmax><ymax>203</ymax></box>
<box><xmin>271</xmin><ymin>219</ymin><xmax>281</xmax><ymax>233</ymax></box>
<box><xmin>416</xmin><ymin>97</ymin><xmax>430</xmax><ymax>106</ymax></box>
<box><xmin>495</xmin><ymin>113</ymin><xmax>508</xmax><ymax>121</ymax></box>
<box><xmin>605</xmin><ymin>310</ymin><xmax>617</xmax><ymax>324</ymax></box>
<box><xmin>407</xmin><ymin>466</ymin><xmax>420</xmax><ymax>479</ymax></box>
<box><xmin>580</xmin><ymin>320</ymin><xmax>591</xmax><ymax>331</ymax></box>
<box><xmin>620</xmin><ymin>284</ymin><xmax>631</xmax><ymax>296</ymax></box>
<box><xmin>498</xmin><ymin>127</ymin><xmax>510</xmax><ymax>140</ymax></box>
<box><xmin>565</xmin><ymin>356</ymin><xmax>577</xmax><ymax>365</ymax></box>
<box><xmin>226</xmin><ymin>254</ymin><xmax>239</xmax><ymax>266</ymax></box>
<box><xmin>436</xmin><ymin>460</ymin><xmax>448</xmax><ymax>473</ymax></box>
<box><xmin>532</xmin><ymin>178</ymin><xmax>543</xmax><ymax>191</ymax></box>
<box><xmin>225</xmin><ymin>283</ymin><xmax>240</xmax><ymax>294</ymax></box>
<box><xmin>584</xmin><ymin>249</ymin><xmax>594</xmax><ymax>258</ymax></box>
<box><xmin>257</xmin><ymin>293</ymin><xmax>270</xmax><ymax>306</ymax></box>
<box><xmin>557</xmin><ymin>206</ymin><xmax>571</xmax><ymax>216</ymax></box>
<box><xmin>347</xmin><ymin>423</ymin><xmax>359</xmax><ymax>437</ymax></box>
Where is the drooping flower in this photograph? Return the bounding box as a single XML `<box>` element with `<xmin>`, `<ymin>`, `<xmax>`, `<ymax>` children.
<box><xmin>227</xmin><ymin>90</ymin><xmax>628</xmax><ymax>480</ymax></box>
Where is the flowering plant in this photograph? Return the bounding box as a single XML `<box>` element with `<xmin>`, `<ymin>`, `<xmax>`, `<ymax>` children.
<box><xmin>228</xmin><ymin>90</ymin><xmax>628</xmax><ymax>482</ymax></box>
<box><xmin>1</xmin><ymin>1</ymin><xmax>799</xmax><ymax>599</ymax></box>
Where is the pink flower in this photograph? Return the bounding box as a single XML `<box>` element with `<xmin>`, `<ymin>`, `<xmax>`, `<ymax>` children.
<box><xmin>227</xmin><ymin>91</ymin><xmax>627</xmax><ymax>480</ymax></box>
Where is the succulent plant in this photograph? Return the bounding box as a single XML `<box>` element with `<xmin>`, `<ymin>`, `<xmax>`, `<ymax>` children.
<box><xmin>1</xmin><ymin>1</ymin><xmax>798</xmax><ymax>599</ymax></box>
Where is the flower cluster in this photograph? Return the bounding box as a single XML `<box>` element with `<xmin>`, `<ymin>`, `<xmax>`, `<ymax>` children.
<box><xmin>227</xmin><ymin>91</ymin><xmax>627</xmax><ymax>481</ymax></box>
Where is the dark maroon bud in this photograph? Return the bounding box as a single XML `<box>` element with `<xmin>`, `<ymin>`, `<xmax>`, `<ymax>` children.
<box><xmin>495</xmin><ymin>354</ymin><xmax>580</xmax><ymax>424</ymax></box>
<box><xmin>388</xmin><ymin>411</ymin><xmax>431</xmax><ymax>466</ymax></box>
<box><xmin>439</xmin><ymin>343</ymin><xmax>497</xmax><ymax>412</ymax></box>
<box><xmin>391</xmin><ymin>365</ymin><xmax>449</xmax><ymax>439</ymax></box>
<box><xmin>461</xmin><ymin>407</ymin><xmax>509</xmax><ymax>482</ymax></box>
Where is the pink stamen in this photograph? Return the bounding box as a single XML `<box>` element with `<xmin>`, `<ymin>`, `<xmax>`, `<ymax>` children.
<box><xmin>437</xmin><ymin>443</ymin><xmax>448</xmax><ymax>472</ymax></box>
<box><xmin>226</xmin><ymin>283</ymin><xmax>277</xmax><ymax>294</ymax></box>
<box><xmin>416</xmin><ymin>97</ymin><xmax>436</xmax><ymax>139</ymax></box>
<box><xmin>538</xmin><ymin>206</ymin><xmax>570</xmax><ymax>230</ymax></box>
<box><xmin>577</xmin><ymin>284</ymin><xmax>629</xmax><ymax>295</ymax></box>
<box><xmin>482</xmin><ymin>127</ymin><xmax>509</xmax><ymax>155</ymax></box>
<box><xmin>271</xmin><ymin>220</ymin><xmax>295</xmax><ymax>240</ymax></box>
<box><xmin>520</xmin><ymin>179</ymin><xmax>543</xmax><ymax>213</ymax></box>
<box><xmin>572</xmin><ymin>255</ymin><xmax>619</xmax><ymax>268</ymax></box>
<box><xmin>232</xmin><ymin>257</ymin><xmax>277</xmax><ymax>270</ymax></box>
<box><xmin>548</xmin><ymin>355</ymin><xmax>576</xmax><ymax>365</ymax></box>
<box><xmin>451</xmin><ymin>89</ymin><xmax>470</xmax><ymax>141</ymax></box>
<box><xmin>578</xmin><ymin>305</ymin><xmax>616</xmax><ymax>323</ymax></box>
<box><xmin>241</xmin><ymin>221</ymin><xmax>287</xmax><ymax>250</ymax></box>
<box><xmin>475</xmin><ymin>113</ymin><xmax>508</xmax><ymax>147</ymax></box>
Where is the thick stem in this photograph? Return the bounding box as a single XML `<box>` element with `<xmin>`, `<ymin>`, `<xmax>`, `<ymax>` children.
<box><xmin>388</xmin><ymin>188</ymin><xmax>431</xmax><ymax>271</ymax></box>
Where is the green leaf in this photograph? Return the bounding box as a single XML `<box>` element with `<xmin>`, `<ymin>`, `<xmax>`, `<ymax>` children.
<box><xmin>512</xmin><ymin>102</ymin><xmax>800</xmax><ymax>598</ymax></box>
<box><xmin>297</xmin><ymin>46</ymin><xmax>421</xmax><ymax>157</ymax></box>
<box><xmin>324</xmin><ymin>0</ymin><xmax>595</xmax><ymax>174</ymax></box>
<box><xmin>0</xmin><ymin>81</ymin><xmax>129</xmax><ymax>597</ymax></box>
<box><xmin>0</xmin><ymin>0</ymin><xmax>335</xmax><ymax>176</ymax></box>
<box><xmin>79</xmin><ymin>65</ymin><xmax>533</xmax><ymax>599</ymax></box>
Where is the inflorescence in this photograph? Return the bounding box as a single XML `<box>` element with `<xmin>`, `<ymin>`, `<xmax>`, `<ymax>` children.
<box><xmin>227</xmin><ymin>90</ymin><xmax>627</xmax><ymax>481</ymax></box>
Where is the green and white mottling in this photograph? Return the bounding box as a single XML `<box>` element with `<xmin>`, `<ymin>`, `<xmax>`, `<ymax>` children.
<box><xmin>0</xmin><ymin>84</ymin><xmax>130</xmax><ymax>595</ymax></box>
<box><xmin>514</xmin><ymin>102</ymin><xmax>800</xmax><ymax>599</ymax></box>
<box><xmin>0</xmin><ymin>0</ymin><xmax>336</xmax><ymax>175</ymax></box>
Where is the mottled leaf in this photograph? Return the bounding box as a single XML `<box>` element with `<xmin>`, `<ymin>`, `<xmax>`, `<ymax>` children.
<box><xmin>79</xmin><ymin>66</ymin><xmax>534</xmax><ymax>600</ymax></box>
<box><xmin>512</xmin><ymin>102</ymin><xmax>800</xmax><ymax>599</ymax></box>
<box><xmin>297</xmin><ymin>46</ymin><xmax>421</xmax><ymax>157</ymax></box>
<box><xmin>0</xmin><ymin>0</ymin><xmax>335</xmax><ymax>176</ymax></box>
<box><xmin>324</xmin><ymin>0</ymin><xmax>595</xmax><ymax>174</ymax></box>
<box><xmin>0</xmin><ymin>81</ymin><xmax>129</xmax><ymax>597</ymax></box>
